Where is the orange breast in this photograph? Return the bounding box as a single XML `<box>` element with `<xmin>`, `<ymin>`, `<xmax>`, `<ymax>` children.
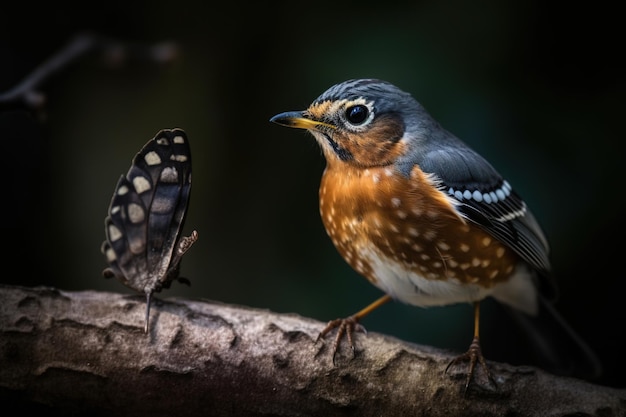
<box><xmin>319</xmin><ymin>164</ymin><xmax>518</xmax><ymax>289</ymax></box>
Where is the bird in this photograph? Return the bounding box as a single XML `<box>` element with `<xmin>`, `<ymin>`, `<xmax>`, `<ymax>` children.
<box><xmin>101</xmin><ymin>128</ymin><xmax>198</xmax><ymax>333</ymax></box>
<box><xmin>269</xmin><ymin>78</ymin><xmax>602</xmax><ymax>392</ymax></box>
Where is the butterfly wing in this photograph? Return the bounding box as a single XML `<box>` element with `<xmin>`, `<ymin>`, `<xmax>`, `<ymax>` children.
<box><xmin>101</xmin><ymin>128</ymin><xmax>196</xmax><ymax>331</ymax></box>
<box><xmin>127</xmin><ymin>129</ymin><xmax>193</xmax><ymax>290</ymax></box>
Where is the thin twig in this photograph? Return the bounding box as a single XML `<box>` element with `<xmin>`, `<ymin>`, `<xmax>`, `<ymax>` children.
<box><xmin>0</xmin><ymin>33</ymin><xmax>180</xmax><ymax>110</ymax></box>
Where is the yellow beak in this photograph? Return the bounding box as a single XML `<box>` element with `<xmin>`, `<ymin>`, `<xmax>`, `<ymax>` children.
<box><xmin>270</xmin><ymin>111</ymin><xmax>336</xmax><ymax>131</ymax></box>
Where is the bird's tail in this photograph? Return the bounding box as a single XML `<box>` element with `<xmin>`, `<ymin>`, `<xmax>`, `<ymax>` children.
<box><xmin>502</xmin><ymin>295</ymin><xmax>603</xmax><ymax>381</ymax></box>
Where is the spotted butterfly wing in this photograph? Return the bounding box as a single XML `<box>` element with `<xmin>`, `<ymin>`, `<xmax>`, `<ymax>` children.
<box><xmin>101</xmin><ymin>128</ymin><xmax>198</xmax><ymax>332</ymax></box>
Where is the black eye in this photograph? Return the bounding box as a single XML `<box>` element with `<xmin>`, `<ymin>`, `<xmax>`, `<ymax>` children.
<box><xmin>345</xmin><ymin>105</ymin><xmax>369</xmax><ymax>125</ymax></box>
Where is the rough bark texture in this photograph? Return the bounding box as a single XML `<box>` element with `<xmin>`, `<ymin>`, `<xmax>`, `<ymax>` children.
<box><xmin>0</xmin><ymin>284</ymin><xmax>624</xmax><ymax>416</ymax></box>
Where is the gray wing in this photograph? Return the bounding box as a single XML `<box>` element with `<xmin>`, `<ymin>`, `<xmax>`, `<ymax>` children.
<box><xmin>415</xmin><ymin>142</ymin><xmax>552</xmax><ymax>278</ymax></box>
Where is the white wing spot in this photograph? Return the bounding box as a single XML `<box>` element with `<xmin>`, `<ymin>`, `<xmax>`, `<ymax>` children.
<box><xmin>160</xmin><ymin>166</ymin><xmax>179</xmax><ymax>183</ymax></box>
<box><xmin>133</xmin><ymin>176</ymin><xmax>151</xmax><ymax>194</ymax></box>
<box><xmin>144</xmin><ymin>151</ymin><xmax>162</xmax><ymax>166</ymax></box>
<box><xmin>172</xmin><ymin>154</ymin><xmax>188</xmax><ymax>162</ymax></box>
<box><xmin>449</xmin><ymin>181</ymin><xmax>515</xmax><ymax>205</ymax></box>
<box><xmin>108</xmin><ymin>224</ymin><xmax>122</xmax><ymax>242</ymax></box>
<box><xmin>503</xmin><ymin>181</ymin><xmax>512</xmax><ymax>195</ymax></box>
<box><xmin>129</xmin><ymin>235</ymin><xmax>145</xmax><ymax>254</ymax></box>
<box><xmin>127</xmin><ymin>203</ymin><xmax>145</xmax><ymax>223</ymax></box>
<box><xmin>105</xmin><ymin>247</ymin><xmax>117</xmax><ymax>262</ymax></box>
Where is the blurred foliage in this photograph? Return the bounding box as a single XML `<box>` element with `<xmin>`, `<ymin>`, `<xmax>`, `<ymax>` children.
<box><xmin>1</xmin><ymin>0</ymin><xmax>624</xmax><ymax>388</ymax></box>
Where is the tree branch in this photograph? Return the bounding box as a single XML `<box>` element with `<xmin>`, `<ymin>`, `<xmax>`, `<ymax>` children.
<box><xmin>0</xmin><ymin>284</ymin><xmax>623</xmax><ymax>416</ymax></box>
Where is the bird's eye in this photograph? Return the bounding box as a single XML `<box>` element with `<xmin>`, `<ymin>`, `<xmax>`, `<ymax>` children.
<box><xmin>345</xmin><ymin>105</ymin><xmax>369</xmax><ymax>125</ymax></box>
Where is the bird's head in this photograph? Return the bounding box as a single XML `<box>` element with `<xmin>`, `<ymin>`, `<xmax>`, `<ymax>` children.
<box><xmin>270</xmin><ymin>79</ymin><xmax>436</xmax><ymax>169</ymax></box>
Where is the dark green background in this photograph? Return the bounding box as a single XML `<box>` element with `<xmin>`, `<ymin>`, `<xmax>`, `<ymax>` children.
<box><xmin>2</xmin><ymin>1</ymin><xmax>624</xmax><ymax>388</ymax></box>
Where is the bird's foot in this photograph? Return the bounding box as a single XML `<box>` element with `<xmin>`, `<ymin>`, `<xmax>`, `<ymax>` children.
<box><xmin>316</xmin><ymin>315</ymin><xmax>367</xmax><ymax>365</ymax></box>
<box><xmin>445</xmin><ymin>336</ymin><xmax>497</xmax><ymax>394</ymax></box>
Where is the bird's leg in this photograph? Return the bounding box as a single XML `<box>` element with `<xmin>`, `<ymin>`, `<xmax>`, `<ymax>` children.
<box><xmin>317</xmin><ymin>294</ymin><xmax>392</xmax><ymax>364</ymax></box>
<box><xmin>445</xmin><ymin>301</ymin><xmax>496</xmax><ymax>393</ymax></box>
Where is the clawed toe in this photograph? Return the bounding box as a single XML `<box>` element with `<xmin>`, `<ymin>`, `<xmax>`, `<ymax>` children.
<box><xmin>445</xmin><ymin>336</ymin><xmax>497</xmax><ymax>394</ymax></box>
<box><xmin>317</xmin><ymin>316</ymin><xmax>366</xmax><ymax>364</ymax></box>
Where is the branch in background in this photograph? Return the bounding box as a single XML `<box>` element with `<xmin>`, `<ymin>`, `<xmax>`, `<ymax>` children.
<box><xmin>0</xmin><ymin>284</ymin><xmax>624</xmax><ymax>416</ymax></box>
<box><xmin>0</xmin><ymin>33</ymin><xmax>180</xmax><ymax>111</ymax></box>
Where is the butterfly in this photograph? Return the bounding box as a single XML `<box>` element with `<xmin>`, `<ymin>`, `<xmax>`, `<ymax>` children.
<box><xmin>101</xmin><ymin>128</ymin><xmax>198</xmax><ymax>332</ymax></box>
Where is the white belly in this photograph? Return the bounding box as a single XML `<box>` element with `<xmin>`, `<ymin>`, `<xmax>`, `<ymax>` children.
<box><xmin>362</xmin><ymin>246</ymin><xmax>537</xmax><ymax>314</ymax></box>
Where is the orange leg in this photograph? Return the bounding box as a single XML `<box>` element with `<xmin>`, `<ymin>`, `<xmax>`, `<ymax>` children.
<box><xmin>317</xmin><ymin>294</ymin><xmax>392</xmax><ymax>363</ymax></box>
<box><xmin>445</xmin><ymin>301</ymin><xmax>496</xmax><ymax>393</ymax></box>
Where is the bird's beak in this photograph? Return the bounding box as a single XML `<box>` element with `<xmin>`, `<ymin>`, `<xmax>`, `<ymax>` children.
<box><xmin>270</xmin><ymin>111</ymin><xmax>336</xmax><ymax>131</ymax></box>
